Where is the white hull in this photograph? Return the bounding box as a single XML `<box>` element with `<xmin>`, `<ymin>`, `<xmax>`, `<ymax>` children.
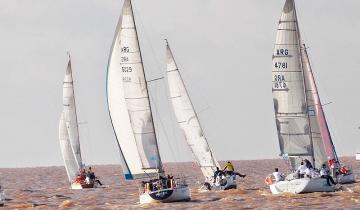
<box><xmin>337</xmin><ymin>173</ymin><xmax>356</xmax><ymax>184</ymax></box>
<box><xmin>71</xmin><ymin>182</ymin><xmax>97</xmax><ymax>189</ymax></box>
<box><xmin>0</xmin><ymin>190</ymin><xmax>5</xmax><ymax>207</ymax></box>
<box><xmin>270</xmin><ymin>177</ymin><xmax>335</xmax><ymax>194</ymax></box>
<box><xmin>356</xmin><ymin>153</ymin><xmax>360</xmax><ymax>161</ymax></box>
<box><xmin>213</xmin><ymin>174</ymin><xmax>237</xmax><ymax>190</ymax></box>
<box><xmin>139</xmin><ymin>185</ymin><xmax>190</xmax><ymax>204</ymax></box>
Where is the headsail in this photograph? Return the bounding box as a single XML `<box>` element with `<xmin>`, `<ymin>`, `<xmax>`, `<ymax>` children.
<box><xmin>59</xmin><ymin>112</ymin><xmax>80</xmax><ymax>182</ymax></box>
<box><xmin>59</xmin><ymin>57</ymin><xmax>82</xmax><ymax>182</ymax></box>
<box><xmin>107</xmin><ymin>0</ymin><xmax>162</xmax><ymax>180</ymax></box>
<box><xmin>165</xmin><ymin>41</ymin><xmax>219</xmax><ymax>179</ymax></box>
<box><xmin>272</xmin><ymin>0</ymin><xmax>313</xmax><ymax>169</ymax></box>
<box><xmin>301</xmin><ymin>43</ymin><xmax>337</xmax><ymax>168</ymax></box>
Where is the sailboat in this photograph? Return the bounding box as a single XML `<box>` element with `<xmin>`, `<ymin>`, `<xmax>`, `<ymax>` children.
<box><xmin>269</xmin><ymin>0</ymin><xmax>355</xmax><ymax>194</ymax></box>
<box><xmin>0</xmin><ymin>185</ymin><xmax>4</xmax><ymax>207</ymax></box>
<box><xmin>106</xmin><ymin>0</ymin><xmax>191</xmax><ymax>204</ymax></box>
<box><xmin>165</xmin><ymin>40</ymin><xmax>236</xmax><ymax>191</ymax></box>
<box><xmin>59</xmin><ymin>55</ymin><xmax>98</xmax><ymax>189</ymax></box>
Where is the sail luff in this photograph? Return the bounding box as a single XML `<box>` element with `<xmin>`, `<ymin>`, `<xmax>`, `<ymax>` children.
<box><xmin>106</xmin><ymin>5</ymin><xmax>133</xmax><ymax>180</ymax></box>
<box><xmin>130</xmin><ymin>0</ymin><xmax>163</xmax><ymax>171</ymax></box>
<box><xmin>293</xmin><ymin>6</ymin><xmax>316</xmax><ymax>167</ymax></box>
<box><xmin>165</xmin><ymin>41</ymin><xmax>219</xmax><ymax>179</ymax></box>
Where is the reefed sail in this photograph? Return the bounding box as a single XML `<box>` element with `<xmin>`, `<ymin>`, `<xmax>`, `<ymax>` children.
<box><xmin>166</xmin><ymin>41</ymin><xmax>219</xmax><ymax>179</ymax></box>
<box><xmin>107</xmin><ymin>0</ymin><xmax>162</xmax><ymax>180</ymax></box>
<box><xmin>59</xmin><ymin>58</ymin><xmax>82</xmax><ymax>182</ymax></box>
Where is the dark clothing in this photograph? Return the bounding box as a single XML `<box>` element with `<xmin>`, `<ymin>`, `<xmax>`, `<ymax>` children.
<box><xmin>304</xmin><ymin>160</ymin><xmax>313</xmax><ymax>169</ymax></box>
<box><xmin>321</xmin><ymin>175</ymin><xmax>336</xmax><ymax>186</ymax></box>
<box><xmin>95</xmin><ymin>179</ymin><xmax>103</xmax><ymax>186</ymax></box>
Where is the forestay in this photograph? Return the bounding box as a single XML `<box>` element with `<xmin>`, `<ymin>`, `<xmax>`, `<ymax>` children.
<box><xmin>107</xmin><ymin>0</ymin><xmax>162</xmax><ymax>180</ymax></box>
<box><xmin>59</xmin><ymin>58</ymin><xmax>82</xmax><ymax>182</ymax></box>
<box><xmin>166</xmin><ymin>41</ymin><xmax>219</xmax><ymax>179</ymax></box>
<box><xmin>272</xmin><ymin>0</ymin><xmax>313</xmax><ymax>170</ymax></box>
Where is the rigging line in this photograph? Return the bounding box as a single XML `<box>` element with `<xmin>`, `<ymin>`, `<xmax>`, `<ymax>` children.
<box><xmin>132</xmin><ymin>5</ymin><xmax>184</xmax><ymax>165</ymax></box>
<box><xmin>132</xmin><ymin>4</ymin><xmax>164</xmax><ymax>78</ymax></box>
<box><xmin>147</xmin><ymin>89</ymin><xmax>178</xmax><ymax>164</ymax></box>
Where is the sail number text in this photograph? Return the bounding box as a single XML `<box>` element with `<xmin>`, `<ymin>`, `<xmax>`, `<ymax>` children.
<box><xmin>274</xmin><ymin>62</ymin><xmax>288</xmax><ymax>69</ymax></box>
<box><xmin>276</xmin><ymin>49</ymin><xmax>289</xmax><ymax>56</ymax></box>
<box><xmin>274</xmin><ymin>74</ymin><xmax>286</xmax><ymax>89</ymax></box>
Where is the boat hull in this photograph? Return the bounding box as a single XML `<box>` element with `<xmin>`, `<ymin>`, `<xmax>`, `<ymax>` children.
<box><xmin>0</xmin><ymin>190</ymin><xmax>5</xmax><ymax>206</ymax></box>
<box><xmin>212</xmin><ymin>174</ymin><xmax>237</xmax><ymax>190</ymax></box>
<box><xmin>356</xmin><ymin>153</ymin><xmax>360</xmax><ymax>161</ymax></box>
<box><xmin>139</xmin><ymin>185</ymin><xmax>190</xmax><ymax>204</ymax></box>
<box><xmin>71</xmin><ymin>182</ymin><xmax>95</xmax><ymax>189</ymax></box>
<box><xmin>270</xmin><ymin>177</ymin><xmax>335</xmax><ymax>194</ymax></box>
<box><xmin>337</xmin><ymin>173</ymin><xmax>356</xmax><ymax>184</ymax></box>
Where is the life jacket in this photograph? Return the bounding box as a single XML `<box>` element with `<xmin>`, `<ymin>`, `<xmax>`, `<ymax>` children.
<box><xmin>224</xmin><ymin>163</ymin><xmax>234</xmax><ymax>172</ymax></box>
<box><xmin>265</xmin><ymin>176</ymin><xmax>273</xmax><ymax>185</ymax></box>
<box><xmin>339</xmin><ymin>167</ymin><xmax>349</xmax><ymax>175</ymax></box>
<box><xmin>329</xmin><ymin>159</ymin><xmax>335</xmax><ymax>168</ymax></box>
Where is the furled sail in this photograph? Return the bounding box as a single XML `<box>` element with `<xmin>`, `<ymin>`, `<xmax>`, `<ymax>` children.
<box><xmin>272</xmin><ymin>0</ymin><xmax>313</xmax><ymax>169</ymax></box>
<box><xmin>107</xmin><ymin>0</ymin><xmax>162</xmax><ymax>180</ymax></box>
<box><xmin>301</xmin><ymin>43</ymin><xmax>337</xmax><ymax>168</ymax></box>
<box><xmin>165</xmin><ymin>41</ymin><xmax>219</xmax><ymax>179</ymax></box>
<box><xmin>59</xmin><ymin>58</ymin><xmax>82</xmax><ymax>182</ymax></box>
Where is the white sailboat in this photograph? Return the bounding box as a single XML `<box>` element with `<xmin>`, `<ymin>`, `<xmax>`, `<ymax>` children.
<box><xmin>107</xmin><ymin>0</ymin><xmax>190</xmax><ymax>204</ymax></box>
<box><xmin>269</xmin><ymin>0</ymin><xmax>354</xmax><ymax>194</ymax></box>
<box><xmin>0</xmin><ymin>185</ymin><xmax>4</xmax><ymax>207</ymax></box>
<box><xmin>59</xmin><ymin>55</ymin><xmax>98</xmax><ymax>189</ymax></box>
<box><xmin>165</xmin><ymin>40</ymin><xmax>236</xmax><ymax>191</ymax></box>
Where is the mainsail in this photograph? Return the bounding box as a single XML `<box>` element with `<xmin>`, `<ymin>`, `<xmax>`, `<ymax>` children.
<box><xmin>272</xmin><ymin>0</ymin><xmax>338</xmax><ymax>169</ymax></box>
<box><xmin>165</xmin><ymin>41</ymin><xmax>219</xmax><ymax>179</ymax></box>
<box><xmin>107</xmin><ymin>0</ymin><xmax>162</xmax><ymax>180</ymax></box>
<box><xmin>59</xmin><ymin>57</ymin><xmax>82</xmax><ymax>182</ymax></box>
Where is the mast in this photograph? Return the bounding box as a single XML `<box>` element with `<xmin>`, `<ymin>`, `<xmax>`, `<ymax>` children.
<box><xmin>130</xmin><ymin>0</ymin><xmax>163</xmax><ymax>171</ymax></box>
<box><xmin>293</xmin><ymin>4</ymin><xmax>316</xmax><ymax>167</ymax></box>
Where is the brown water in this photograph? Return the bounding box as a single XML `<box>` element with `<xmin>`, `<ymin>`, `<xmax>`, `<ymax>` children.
<box><xmin>1</xmin><ymin>157</ymin><xmax>359</xmax><ymax>209</ymax></box>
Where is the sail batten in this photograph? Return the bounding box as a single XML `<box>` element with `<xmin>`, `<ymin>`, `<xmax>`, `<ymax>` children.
<box><xmin>107</xmin><ymin>0</ymin><xmax>162</xmax><ymax>179</ymax></box>
<box><xmin>166</xmin><ymin>41</ymin><xmax>219</xmax><ymax>179</ymax></box>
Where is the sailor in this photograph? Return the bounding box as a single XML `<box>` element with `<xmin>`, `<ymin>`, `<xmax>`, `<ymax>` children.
<box><xmin>296</xmin><ymin>162</ymin><xmax>307</xmax><ymax>178</ymax></box>
<box><xmin>87</xmin><ymin>167</ymin><xmax>103</xmax><ymax>186</ymax></box>
<box><xmin>304</xmin><ymin>159</ymin><xmax>313</xmax><ymax>169</ymax></box>
<box><xmin>223</xmin><ymin>161</ymin><xmax>234</xmax><ymax>172</ymax></box>
<box><xmin>320</xmin><ymin>164</ymin><xmax>336</xmax><ymax>186</ymax></box>
<box><xmin>223</xmin><ymin>161</ymin><xmax>246</xmax><ymax>178</ymax></box>
<box><xmin>272</xmin><ymin>168</ymin><xmax>285</xmax><ymax>182</ymax></box>
<box><xmin>80</xmin><ymin>168</ymin><xmax>87</xmax><ymax>180</ymax></box>
<box><xmin>213</xmin><ymin>167</ymin><xmax>223</xmax><ymax>182</ymax></box>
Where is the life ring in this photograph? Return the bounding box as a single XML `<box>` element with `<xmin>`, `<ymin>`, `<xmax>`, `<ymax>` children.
<box><xmin>265</xmin><ymin>176</ymin><xmax>273</xmax><ymax>185</ymax></box>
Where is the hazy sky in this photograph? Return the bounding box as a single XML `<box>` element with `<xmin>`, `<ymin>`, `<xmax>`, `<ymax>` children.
<box><xmin>0</xmin><ymin>0</ymin><xmax>359</xmax><ymax>167</ymax></box>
